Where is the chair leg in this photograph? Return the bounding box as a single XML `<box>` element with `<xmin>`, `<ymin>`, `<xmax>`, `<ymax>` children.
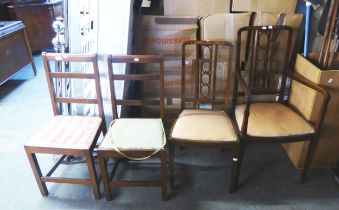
<box><xmin>234</xmin><ymin>141</ymin><xmax>245</xmax><ymax>189</ymax></box>
<box><xmin>301</xmin><ymin>137</ymin><xmax>319</xmax><ymax>183</ymax></box>
<box><xmin>160</xmin><ymin>150</ymin><xmax>167</xmax><ymax>201</ymax></box>
<box><xmin>98</xmin><ymin>154</ymin><xmax>112</xmax><ymax>201</ymax></box>
<box><xmin>229</xmin><ymin>143</ymin><xmax>239</xmax><ymax>193</ymax></box>
<box><xmin>25</xmin><ymin>149</ymin><xmax>48</xmax><ymax>196</ymax></box>
<box><xmin>169</xmin><ymin>142</ymin><xmax>175</xmax><ymax>189</ymax></box>
<box><xmin>85</xmin><ymin>151</ymin><xmax>100</xmax><ymax>200</ymax></box>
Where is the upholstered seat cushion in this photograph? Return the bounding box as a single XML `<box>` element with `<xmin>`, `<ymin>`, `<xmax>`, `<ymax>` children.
<box><xmin>99</xmin><ymin>118</ymin><xmax>166</xmax><ymax>151</ymax></box>
<box><xmin>235</xmin><ymin>103</ymin><xmax>315</xmax><ymax>137</ymax></box>
<box><xmin>25</xmin><ymin>116</ymin><xmax>102</xmax><ymax>150</ymax></box>
<box><xmin>170</xmin><ymin>109</ymin><xmax>237</xmax><ymax>142</ymax></box>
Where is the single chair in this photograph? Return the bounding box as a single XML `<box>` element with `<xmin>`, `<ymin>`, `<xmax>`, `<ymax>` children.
<box><xmin>169</xmin><ymin>40</ymin><xmax>239</xmax><ymax>193</ymax></box>
<box><xmin>24</xmin><ymin>53</ymin><xmax>107</xmax><ymax>200</ymax></box>
<box><xmin>97</xmin><ymin>55</ymin><xmax>167</xmax><ymax>201</ymax></box>
<box><xmin>233</xmin><ymin>26</ymin><xmax>330</xmax><ymax>189</ymax></box>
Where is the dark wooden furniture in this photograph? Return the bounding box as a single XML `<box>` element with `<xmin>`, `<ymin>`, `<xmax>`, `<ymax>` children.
<box><xmin>24</xmin><ymin>53</ymin><xmax>107</xmax><ymax>200</ymax></box>
<box><xmin>8</xmin><ymin>0</ymin><xmax>63</xmax><ymax>52</ymax></box>
<box><xmin>0</xmin><ymin>21</ymin><xmax>36</xmax><ymax>85</ymax></box>
<box><xmin>169</xmin><ymin>40</ymin><xmax>239</xmax><ymax>193</ymax></box>
<box><xmin>233</xmin><ymin>26</ymin><xmax>330</xmax><ymax>190</ymax></box>
<box><xmin>0</xmin><ymin>1</ymin><xmax>11</xmax><ymax>20</ymax></box>
<box><xmin>97</xmin><ymin>55</ymin><xmax>167</xmax><ymax>201</ymax></box>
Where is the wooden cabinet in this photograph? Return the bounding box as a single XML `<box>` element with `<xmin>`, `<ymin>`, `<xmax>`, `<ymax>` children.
<box><xmin>0</xmin><ymin>1</ymin><xmax>11</xmax><ymax>20</ymax></box>
<box><xmin>0</xmin><ymin>21</ymin><xmax>36</xmax><ymax>85</ymax></box>
<box><xmin>8</xmin><ymin>0</ymin><xmax>63</xmax><ymax>52</ymax></box>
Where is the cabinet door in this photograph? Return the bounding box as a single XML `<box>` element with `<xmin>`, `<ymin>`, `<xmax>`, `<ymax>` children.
<box><xmin>0</xmin><ymin>31</ymin><xmax>31</xmax><ymax>84</ymax></box>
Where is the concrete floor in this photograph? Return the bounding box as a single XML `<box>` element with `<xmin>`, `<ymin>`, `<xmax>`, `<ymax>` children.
<box><xmin>0</xmin><ymin>55</ymin><xmax>338</xmax><ymax>210</ymax></box>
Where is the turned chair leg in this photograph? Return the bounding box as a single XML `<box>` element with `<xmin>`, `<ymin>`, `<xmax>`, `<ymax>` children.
<box><xmin>301</xmin><ymin>137</ymin><xmax>319</xmax><ymax>183</ymax></box>
<box><xmin>160</xmin><ymin>150</ymin><xmax>167</xmax><ymax>201</ymax></box>
<box><xmin>25</xmin><ymin>149</ymin><xmax>48</xmax><ymax>196</ymax></box>
<box><xmin>169</xmin><ymin>142</ymin><xmax>175</xmax><ymax>189</ymax></box>
<box><xmin>85</xmin><ymin>151</ymin><xmax>100</xmax><ymax>200</ymax></box>
<box><xmin>98</xmin><ymin>154</ymin><xmax>112</xmax><ymax>201</ymax></box>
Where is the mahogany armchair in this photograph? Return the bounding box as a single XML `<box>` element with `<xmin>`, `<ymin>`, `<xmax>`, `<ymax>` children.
<box><xmin>232</xmin><ymin>26</ymin><xmax>330</xmax><ymax>190</ymax></box>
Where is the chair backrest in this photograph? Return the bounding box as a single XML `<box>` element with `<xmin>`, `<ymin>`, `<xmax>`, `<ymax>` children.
<box><xmin>107</xmin><ymin>55</ymin><xmax>164</xmax><ymax>120</ymax></box>
<box><xmin>42</xmin><ymin>52</ymin><xmax>105</xmax><ymax>119</ymax></box>
<box><xmin>181</xmin><ymin>40</ymin><xmax>234</xmax><ymax>111</ymax></box>
<box><xmin>234</xmin><ymin>25</ymin><xmax>293</xmax><ymax>102</ymax></box>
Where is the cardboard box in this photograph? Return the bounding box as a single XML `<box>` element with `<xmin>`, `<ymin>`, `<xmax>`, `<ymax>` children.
<box><xmin>134</xmin><ymin>15</ymin><xmax>199</xmax><ymax>58</ymax></box>
<box><xmin>201</xmin><ymin>13</ymin><xmax>251</xmax><ymax>43</ymax></box>
<box><xmin>134</xmin><ymin>16</ymin><xmax>199</xmax><ymax>119</ymax></box>
<box><xmin>232</xmin><ymin>0</ymin><xmax>297</xmax><ymax>14</ymax></box>
<box><xmin>200</xmin><ymin>12</ymin><xmax>252</xmax><ymax>64</ymax></box>
<box><xmin>243</xmin><ymin>12</ymin><xmax>304</xmax><ymax>76</ymax></box>
<box><xmin>253</xmin><ymin>12</ymin><xmax>304</xmax><ymax>62</ymax></box>
<box><xmin>283</xmin><ymin>53</ymin><xmax>339</xmax><ymax>168</ymax></box>
<box><xmin>141</xmin><ymin>59</ymin><xmax>229</xmax><ymax>98</ymax></box>
<box><xmin>200</xmin><ymin>12</ymin><xmax>251</xmax><ymax>101</ymax></box>
<box><xmin>141</xmin><ymin>60</ymin><xmax>195</xmax><ymax>98</ymax></box>
<box><xmin>164</xmin><ymin>0</ymin><xmax>231</xmax><ymax>16</ymax></box>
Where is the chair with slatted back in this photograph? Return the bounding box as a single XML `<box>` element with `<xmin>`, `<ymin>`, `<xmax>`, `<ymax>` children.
<box><xmin>24</xmin><ymin>53</ymin><xmax>107</xmax><ymax>200</ymax></box>
<box><xmin>97</xmin><ymin>55</ymin><xmax>167</xmax><ymax>201</ymax></box>
<box><xmin>232</xmin><ymin>26</ymin><xmax>330</xmax><ymax>189</ymax></box>
<box><xmin>169</xmin><ymin>40</ymin><xmax>239</xmax><ymax>193</ymax></box>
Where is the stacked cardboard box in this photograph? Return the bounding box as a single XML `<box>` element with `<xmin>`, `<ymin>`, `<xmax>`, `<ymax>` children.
<box><xmin>134</xmin><ymin>0</ymin><xmax>232</xmax><ymax>121</ymax></box>
<box><xmin>134</xmin><ymin>0</ymin><xmax>305</xmax><ymax>131</ymax></box>
<box><xmin>133</xmin><ymin>16</ymin><xmax>199</xmax><ymax>107</ymax></box>
<box><xmin>132</xmin><ymin>16</ymin><xmax>197</xmax><ymax>124</ymax></box>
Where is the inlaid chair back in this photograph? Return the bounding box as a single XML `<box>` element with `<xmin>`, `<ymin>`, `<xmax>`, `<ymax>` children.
<box><xmin>169</xmin><ymin>40</ymin><xmax>238</xmax><ymax>193</ymax></box>
<box><xmin>181</xmin><ymin>40</ymin><xmax>234</xmax><ymax>111</ymax></box>
<box><xmin>42</xmin><ymin>53</ymin><xmax>105</xmax><ymax>119</ymax></box>
<box><xmin>107</xmin><ymin>55</ymin><xmax>164</xmax><ymax>119</ymax></box>
<box><xmin>234</xmin><ymin>25</ymin><xmax>293</xmax><ymax>102</ymax></box>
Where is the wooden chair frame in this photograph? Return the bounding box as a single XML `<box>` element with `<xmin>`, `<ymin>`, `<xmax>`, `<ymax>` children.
<box><xmin>168</xmin><ymin>40</ymin><xmax>239</xmax><ymax>193</ymax></box>
<box><xmin>24</xmin><ymin>53</ymin><xmax>107</xmax><ymax>200</ymax></box>
<box><xmin>233</xmin><ymin>26</ymin><xmax>330</xmax><ymax>189</ymax></box>
<box><xmin>97</xmin><ymin>54</ymin><xmax>167</xmax><ymax>201</ymax></box>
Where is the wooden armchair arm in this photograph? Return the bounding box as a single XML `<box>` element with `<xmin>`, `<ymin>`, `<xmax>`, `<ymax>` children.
<box><xmin>234</xmin><ymin>70</ymin><xmax>252</xmax><ymax>135</ymax></box>
<box><xmin>235</xmin><ymin>71</ymin><xmax>252</xmax><ymax>102</ymax></box>
<box><xmin>287</xmin><ymin>71</ymin><xmax>330</xmax><ymax>131</ymax></box>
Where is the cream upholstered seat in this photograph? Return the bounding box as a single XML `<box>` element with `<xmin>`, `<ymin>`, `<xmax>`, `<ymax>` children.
<box><xmin>99</xmin><ymin>118</ymin><xmax>166</xmax><ymax>151</ymax></box>
<box><xmin>26</xmin><ymin>116</ymin><xmax>102</xmax><ymax>150</ymax></box>
<box><xmin>235</xmin><ymin>103</ymin><xmax>315</xmax><ymax>137</ymax></box>
<box><xmin>171</xmin><ymin>109</ymin><xmax>237</xmax><ymax>142</ymax></box>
